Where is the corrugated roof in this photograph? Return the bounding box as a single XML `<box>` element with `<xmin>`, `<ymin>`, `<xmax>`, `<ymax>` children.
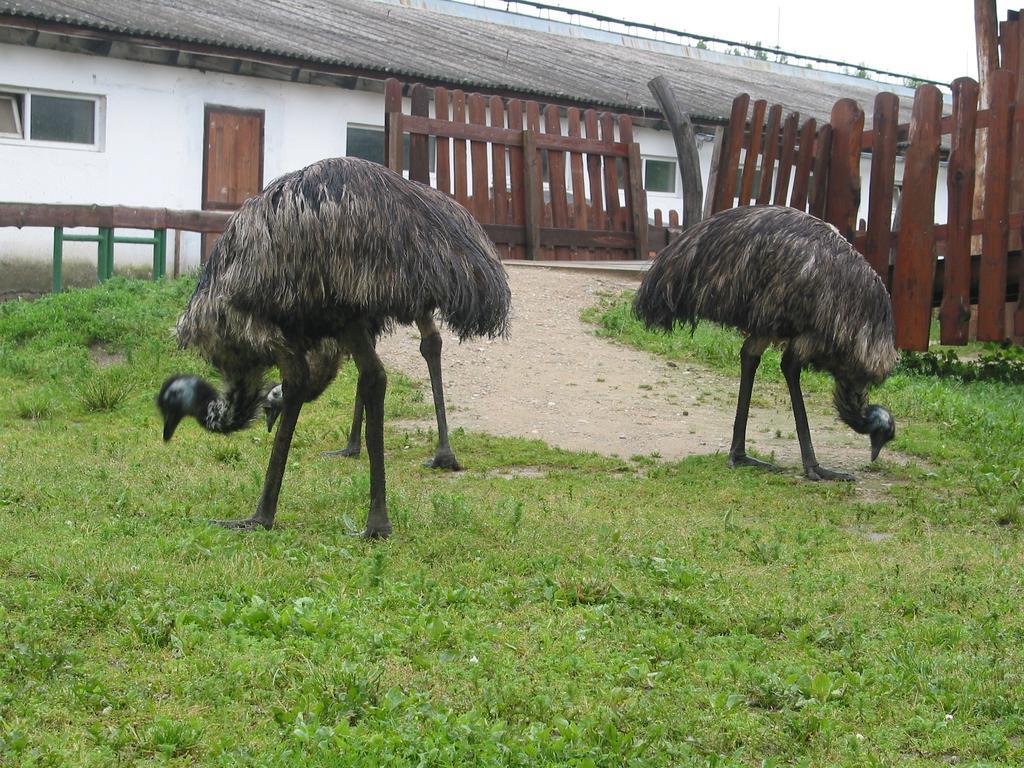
<box><xmin>0</xmin><ymin>0</ymin><xmax>923</xmax><ymax>124</ymax></box>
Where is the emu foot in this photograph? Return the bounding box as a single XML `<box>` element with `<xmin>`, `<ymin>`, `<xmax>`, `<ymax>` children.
<box><xmin>323</xmin><ymin>445</ymin><xmax>361</xmax><ymax>459</ymax></box>
<box><xmin>210</xmin><ymin>517</ymin><xmax>273</xmax><ymax>531</ymax></box>
<box><xmin>805</xmin><ymin>464</ymin><xmax>855</xmax><ymax>482</ymax></box>
<box><xmin>729</xmin><ymin>453</ymin><xmax>781</xmax><ymax>472</ymax></box>
<box><xmin>424</xmin><ymin>450</ymin><xmax>462</xmax><ymax>471</ymax></box>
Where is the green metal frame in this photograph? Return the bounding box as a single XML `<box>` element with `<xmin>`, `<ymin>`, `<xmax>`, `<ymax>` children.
<box><xmin>51</xmin><ymin>226</ymin><xmax>167</xmax><ymax>293</ymax></box>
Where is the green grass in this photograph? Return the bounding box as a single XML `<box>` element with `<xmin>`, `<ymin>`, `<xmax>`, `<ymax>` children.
<box><xmin>0</xmin><ymin>279</ymin><xmax>1022</xmax><ymax>766</ymax></box>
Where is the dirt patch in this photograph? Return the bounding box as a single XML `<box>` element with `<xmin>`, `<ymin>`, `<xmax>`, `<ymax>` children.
<box><xmin>377</xmin><ymin>264</ymin><xmax>904</xmax><ymax>480</ymax></box>
<box><xmin>839</xmin><ymin>525</ymin><xmax>895</xmax><ymax>543</ymax></box>
<box><xmin>481</xmin><ymin>466</ymin><xmax>549</xmax><ymax>480</ymax></box>
<box><xmin>89</xmin><ymin>342</ymin><xmax>126</xmax><ymax>368</ymax></box>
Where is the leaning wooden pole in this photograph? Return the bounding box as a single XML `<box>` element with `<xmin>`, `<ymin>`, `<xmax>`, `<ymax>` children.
<box><xmin>648</xmin><ymin>76</ymin><xmax>703</xmax><ymax>231</ymax></box>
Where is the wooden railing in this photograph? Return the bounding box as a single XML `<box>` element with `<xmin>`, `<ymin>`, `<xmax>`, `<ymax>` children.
<box><xmin>0</xmin><ymin>203</ymin><xmax>230</xmax><ymax>292</ymax></box>
<box><xmin>383</xmin><ymin>79</ymin><xmax>677</xmax><ymax>261</ymax></box>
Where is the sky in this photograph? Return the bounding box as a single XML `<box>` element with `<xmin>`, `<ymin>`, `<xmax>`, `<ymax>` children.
<box><xmin>520</xmin><ymin>0</ymin><xmax>1015</xmax><ymax>85</ymax></box>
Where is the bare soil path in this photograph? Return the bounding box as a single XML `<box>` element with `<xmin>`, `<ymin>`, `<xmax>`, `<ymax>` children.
<box><xmin>377</xmin><ymin>264</ymin><xmax>887</xmax><ymax>479</ymax></box>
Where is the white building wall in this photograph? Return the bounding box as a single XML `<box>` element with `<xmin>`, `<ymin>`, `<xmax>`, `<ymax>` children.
<box><xmin>0</xmin><ymin>42</ymin><xmax>947</xmax><ymax>283</ymax></box>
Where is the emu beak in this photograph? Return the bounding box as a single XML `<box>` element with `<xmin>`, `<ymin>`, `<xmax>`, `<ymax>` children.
<box><xmin>163</xmin><ymin>412</ymin><xmax>183</xmax><ymax>442</ymax></box>
<box><xmin>870</xmin><ymin>431</ymin><xmax>886</xmax><ymax>462</ymax></box>
<box><xmin>265</xmin><ymin>406</ymin><xmax>280</xmax><ymax>433</ymax></box>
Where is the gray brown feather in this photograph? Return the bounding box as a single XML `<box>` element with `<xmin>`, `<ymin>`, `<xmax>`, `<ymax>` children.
<box><xmin>174</xmin><ymin>157</ymin><xmax>511</xmax><ymax>422</ymax></box>
<box><xmin>634</xmin><ymin>206</ymin><xmax>897</xmax><ymax>385</ymax></box>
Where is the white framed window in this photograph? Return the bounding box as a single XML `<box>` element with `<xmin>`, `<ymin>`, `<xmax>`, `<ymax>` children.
<box><xmin>644</xmin><ymin>157</ymin><xmax>677</xmax><ymax>194</ymax></box>
<box><xmin>0</xmin><ymin>93</ymin><xmax>23</xmax><ymax>138</ymax></box>
<box><xmin>0</xmin><ymin>87</ymin><xmax>104</xmax><ymax>150</ymax></box>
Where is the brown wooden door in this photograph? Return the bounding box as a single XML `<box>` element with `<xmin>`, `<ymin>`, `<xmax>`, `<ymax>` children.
<box><xmin>201</xmin><ymin>105</ymin><xmax>264</xmax><ymax>262</ymax></box>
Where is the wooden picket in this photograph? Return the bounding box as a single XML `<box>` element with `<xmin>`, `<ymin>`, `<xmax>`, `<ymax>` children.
<box><xmin>434</xmin><ymin>88</ymin><xmax>451</xmax><ymax>195</ymax></box>
<box><xmin>891</xmin><ymin>86</ymin><xmax>942</xmax><ymax>350</ymax></box>
<box><xmin>756</xmin><ymin>104</ymin><xmax>783</xmax><ymax>206</ymax></box>
<box><xmin>808</xmin><ymin>124</ymin><xmax>832</xmax><ymax>220</ymax></box>
<box><xmin>738</xmin><ymin>99</ymin><xmax>766</xmax><ymax>206</ymax></box>
<box><xmin>940</xmin><ymin>78</ymin><xmax>979</xmax><ymax>345</ymax></box>
<box><xmin>468</xmin><ymin>94</ymin><xmax>490</xmax><ymax>224</ymax></box>
<box><xmin>489</xmin><ymin>94</ymin><xmax>510</xmax><ymax>259</ymax></box>
<box><xmin>864</xmin><ymin>92</ymin><xmax>899</xmax><ymax>278</ymax></box>
<box><xmin>978</xmin><ymin>70</ymin><xmax>1016</xmax><ymax>341</ymax></box>
<box><xmin>824</xmin><ymin>99</ymin><xmax>864</xmax><ymax>241</ymax></box>
<box><xmin>567</xmin><ymin>108</ymin><xmax>590</xmax><ymax>259</ymax></box>
<box><xmin>789</xmin><ymin>117</ymin><xmax>816</xmax><ymax>211</ymax></box>
<box><xmin>773</xmin><ymin>111</ymin><xmax>799</xmax><ymax>206</ymax></box>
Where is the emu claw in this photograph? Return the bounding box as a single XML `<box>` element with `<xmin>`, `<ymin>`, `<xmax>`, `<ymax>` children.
<box><xmin>323</xmin><ymin>445</ymin><xmax>361</xmax><ymax>459</ymax></box>
<box><xmin>805</xmin><ymin>465</ymin><xmax>855</xmax><ymax>482</ymax></box>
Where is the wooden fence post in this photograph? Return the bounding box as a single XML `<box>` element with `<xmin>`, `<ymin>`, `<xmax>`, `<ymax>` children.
<box><xmin>522</xmin><ymin>128</ymin><xmax>542</xmax><ymax>261</ymax></box>
<box><xmin>864</xmin><ymin>92</ymin><xmax>899</xmax><ymax>280</ymax></box>
<box><xmin>977</xmin><ymin>68</ymin><xmax>1016</xmax><ymax>341</ymax></box>
<box><xmin>619</xmin><ymin>116</ymin><xmax>648</xmax><ymax>260</ymax></box>
<box><xmin>773</xmin><ymin>111</ymin><xmax>799</xmax><ymax>206</ymax></box>
<box><xmin>892</xmin><ymin>85</ymin><xmax>943</xmax><ymax>351</ymax></box>
<box><xmin>567</xmin><ymin>108</ymin><xmax>590</xmax><ymax>258</ymax></box>
<box><xmin>490</xmin><ymin>95</ymin><xmax>510</xmax><ymax>259</ymax></box>
<box><xmin>824</xmin><ymin>99</ymin><xmax>864</xmax><ymax>242</ymax></box>
<box><xmin>601</xmin><ymin>113</ymin><xmax>623</xmax><ymax>229</ymax></box>
<box><xmin>434</xmin><ymin>88</ymin><xmax>451</xmax><ymax>195</ymax></box>
<box><xmin>739</xmin><ymin>99</ymin><xmax>767</xmax><ymax>206</ymax></box>
<box><xmin>508</xmin><ymin>99</ymin><xmax>526</xmax><ymax>259</ymax></box>
<box><xmin>940</xmin><ymin>77</ymin><xmax>980</xmax><ymax>345</ymax></box>
<box><xmin>546</xmin><ymin>105</ymin><xmax>571</xmax><ymax>259</ymax></box>
<box><xmin>583</xmin><ymin>109</ymin><xmax>605</xmax><ymax>236</ymax></box>
<box><xmin>628</xmin><ymin>143</ymin><xmax>649</xmax><ymax>259</ymax></box>
<box><xmin>525</xmin><ymin>101</ymin><xmax>548</xmax><ymax>259</ymax></box>
<box><xmin>789</xmin><ymin>117</ymin><xmax>816</xmax><ymax>211</ymax></box>
<box><xmin>703</xmin><ymin>127</ymin><xmax>725</xmax><ymax>219</ymax></box>
<box><xmin>468</xmin><ymin>94</ymin><xmax>491</xmax><ymax>224</ymax></box>
<box><xmin>756</xmin><ymin>104</ymin><xmax>783</xmax><ymax>205</ymax></box>
<box><xmin>452</xmin><ymin>90</ymin><xmax>469</xmax><ymax>209</ymax></box>
<box><xmin>808</xmin><ymin>124</ymin><xmax>832</xmax><ymax>220</ymax></box>
<box><xmin>383</xmin><ymin>78</ymin><xmax>403</xmax><ymax>173</ymax></box>
<box><xmin>711</xmin><ymin>93</ymin><xmax>750</xmax><ymax>214</ymax></box>
<box><xmin>408</xmin><ymin>84</ymin><xmax>430</xmax><ymax>184</ymax></box>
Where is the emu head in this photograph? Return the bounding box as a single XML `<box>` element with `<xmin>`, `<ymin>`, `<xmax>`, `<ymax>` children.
<box><xmin>264</xmin><ymin>384</ymin><xmax>284</xmax><ymax>432</ymax></box>
<box><xmin>156</xmin><ymin>375</ymin><xmax>212</xmax><ymax>441</ymax></box>
<box><xmin>866</xmin><ymin>405</ymin><xmax>895</xmax><ymax>461</ymax></box>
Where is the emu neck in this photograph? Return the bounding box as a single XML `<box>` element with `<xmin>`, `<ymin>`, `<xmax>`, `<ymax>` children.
<box><xmin>199</xmin><ymin>374</ymin><xmax>265</xmax><ymax>434</ymax></box>
<box><xmin>833</xmin><ymin>378</ymin><xmax>872</xmax><ymax>435</ymax></box>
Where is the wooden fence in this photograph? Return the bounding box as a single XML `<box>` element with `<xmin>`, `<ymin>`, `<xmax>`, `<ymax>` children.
<box><xmin>383</xmin><ymin>79</ymin><xmax>677</xmax><ymax>260</ymax></box>
<box><xmin>0</xmin><ymin>203</ymin><xmax>230</xmax><ymax>291</ymax></box>
<box><xmin>708</xmin><ymin>76</ymin><xmax>1024</xmax><ymax>350</ymax></box>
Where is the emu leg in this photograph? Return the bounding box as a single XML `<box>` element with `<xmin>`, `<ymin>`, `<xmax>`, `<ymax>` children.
<box><xmin>416</xmin><ymin>315</ymin><xmax>462</xmax><ymax>471</ymax></box>
<box><xmin>345</xmin><ymin>325</ymin><xmax>392</xmax><ymax>539</ymax></box>
<box><xmin>729</xmin><ymin>337</ymin><xmax>778</xmax><ymax>471</ymax></box>
<box><xmin>781</xmin><ymin>348</ymin><xmax>854</xmax><ymax>482</ymax></box>
<box><xmin>323</xmin><ymin>389</ymin><xmax>363</xmax><ymax>458</ymax></box>
<box><xmin>214</xmin><ymin>391</ymin><xmax>304</xmax><ymax>530</ymax></box>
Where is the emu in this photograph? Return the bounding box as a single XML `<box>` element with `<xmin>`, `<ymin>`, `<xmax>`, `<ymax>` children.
<box><xmin>157</xmin><ymin>157</ymin><xmax>510</xmax><ymax>536</ymax></box>
<box><xmin>634</xmin><ymin>205</ymin><xmax>896</xmax><ymax>481</ymax></box>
